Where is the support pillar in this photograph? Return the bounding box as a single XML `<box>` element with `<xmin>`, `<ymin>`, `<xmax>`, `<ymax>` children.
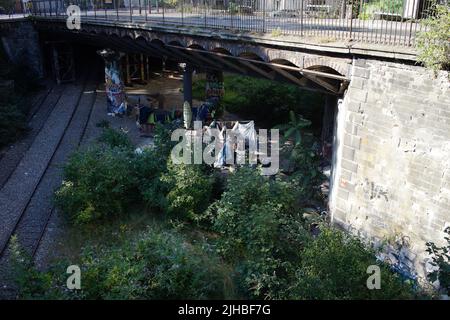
<box><xmin>50</xmin><ymin>42</ymin><xmax>75</xmax><ymax>84</ymax></box>
<box><xmin>97</xmin><ymin>49</ymin><xmax>126</xmax><ymax>115</ymax></box>
<box><xmin>180</xmin><ymin>62</ymin><xmax>193</xmax><ymax>106</ymax></box>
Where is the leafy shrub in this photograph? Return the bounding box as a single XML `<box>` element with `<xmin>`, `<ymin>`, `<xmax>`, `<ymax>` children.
<box><xmin>426</xmin><ymin>226</ymin><xmax>450</xmax><ymax>295</ymax></box>
<box><xmin>416</xmin><ymin>5</ymin><xmax>450</xmax><ymax>74</ymax></box>
<box><xmin>289</xmin><ymin>143</ymin><xmax>326</xmax><ymax>203</ymax></box>
<box><xmin>162</xmin><ymin>161</ymin><xmax>213</xmax><ymax>221</ymax></box>
<box><xmin>54</xmin><ymin>146</ymin><xmax>139</xmax><ymax>224</ymax></box>
<box><xmin>134</xmin><ymin>148</ymin><xmax>169</xmax><ymax>211</ymax></box>
<box><xmin>208</xmin><ymin>167</ymin><xmax>310</xmax><ymax>298</ymax></box>
<box><xmin>360</xmin><ymin>0</ymin><xmax>404</xmax><ymax>19</ymax></box>
<box><xmin>78</xmin><ymin>227</ymin><xmax>233</xmax><ymax>299</ymax></box>
<box><xmin>8</xmin><ymin>236</ymin><xmax>62</xmax><ymax>299</ymax></box>
<box><xmin>210</xmin><ymin>167</ymin><xmax>305</xmax><ymax>257</ymax></box>
<box><xmin>98</xmin><ymin>127</ymin><xmax>133</xmax><ymax>150</ymax></box>
<box><xmin>12</xmin><ymin>227</ymin><xmax>236</xmax><ymax>299</ymax></box>
<box><xmin>55</xmin><ymin>125</ymin><xmax>178</xmax><ymax>223</ymax></box>
<box><xmin>152</xmin><ymin>122</ymin><xmax>177</xmax><ymax>159</ymax></box>
<box><xmin>290</xmin><ymin>227</ymin><xmax>415</xmax><ymax>299</ymax></box>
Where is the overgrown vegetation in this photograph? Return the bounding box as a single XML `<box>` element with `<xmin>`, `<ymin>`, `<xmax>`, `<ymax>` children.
<box><xmin>206</xmin><ymin>167</ymin><xmax>310</xmax><ymax>299</ymax></box>
<box><xmin>10</xmin><ymin>227</ymin><xmax>236</xmax><ymax>299</ymax></box>
<box><xmin>54</xmin><ymin>145</ymin><xmax>139</xmax><ymax>224</ymax></box>
<box><xmin>193</xmin><ymin>75</ymin><xmax>325</xmax><ymax>131</ymax></box>
<box><xmin>416</xmin><ymin>5</ymin><xmax>450</xmax><ymax>75</ymax></box>
<box><xmin>9</xmin><ymin>123</ymin><xmax>421</xmax><ymax>300</ymax></box>
<box><xmin>162</xmin><ymin>161</ymin><xmax>214</xmax><ymax>221</ymax></box>
<box><xmin>54</xmin><ymin>125</ymin><xmax>172</xmax><ymax>224</ymax></box>
<box><xmin>0</xmin><ymin>49</ymin><xmax>41</xmax><ymax>148</ymax></box>
<box><xmin>426</xmin><ymin>227</ymin><xmax>450</xmax><ymax>295</ymax></box>
<box><xmin>359</xmin><ymin>0</ymin><xmax>404</xmax><ymax>20</ymax></box>
<box><xmin>291</xmin><ymin>228</ymin><xmax>415</xmax><ymax>299</ymax></box>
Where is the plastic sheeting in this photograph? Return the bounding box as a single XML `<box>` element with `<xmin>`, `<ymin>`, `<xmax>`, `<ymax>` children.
<box><xmin>213</xmin><ymin>121</ymin><xmax>258</xmax><ymax>168</ymax></box>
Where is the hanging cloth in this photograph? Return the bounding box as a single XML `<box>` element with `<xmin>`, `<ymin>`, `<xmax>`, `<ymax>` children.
<box><xmin>214</xmin><ymin>127</ymin><xmax>227</xmax><ymax>168</ymax></box>
<box><xmin>230</xmin><ymin>121</ymin><xmax>258</xmax><ymax>165</ymax></box>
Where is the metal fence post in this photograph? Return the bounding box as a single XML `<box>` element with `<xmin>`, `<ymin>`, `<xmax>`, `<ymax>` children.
<box><xmin>145</xmin><ymin>0</ymin><xmax>148</xmax><ymax>21</ymax></box>
<box><xmin>204</xmin><ymin>0</ymin><xmax>207</xmax><ymax>28</ymax></box>
<box><xmin>181</xmin><ymin>0</ymin><xmax>184</xmax><ymax>25</ymax></box>
<box><xmin>263</xmin><ymin>0</ymin><xmax>266</xmax><ymax>33</ymax></box>
<box><xmin>300</xmin><ymin>0</ymin><xmax>304</xmax><ymax>36</ymax></box>
<box><xmin>130</xmin><ymin>0</ymin><xmax>133</xmax><ymax>22</ymax></box>
<box><xmin>349</xmin><ymin>2</ymin><xmax>353</xmax><ymax>40</ymax></box>
<box><xmin>116</xmin><ymin>0</ymin><xmax>119</xmax><ymax>20</ymax></box>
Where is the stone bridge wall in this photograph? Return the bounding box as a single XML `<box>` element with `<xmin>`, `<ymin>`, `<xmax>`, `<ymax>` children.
<box><xmin>331</xmin><ymin>59</ymin><xmax>450</xmax><ymax>282</ymax></box>
<box><xmin>0</xmin><ymin>21</ymin><xmax>43</xmax><ymax>78</ymax></box>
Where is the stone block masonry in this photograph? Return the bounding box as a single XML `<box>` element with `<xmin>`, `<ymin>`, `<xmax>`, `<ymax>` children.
<box><xmin>330</xmin><ymin>59</ymin><xmax>450</xmax><ymax>282</ymax></box>
<box><xmin>0</xmin><ymin>21</ymin><xmax>44</xmax><ymax>78</ymax></box>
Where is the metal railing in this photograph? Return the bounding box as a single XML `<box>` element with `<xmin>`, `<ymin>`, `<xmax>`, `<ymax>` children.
<box><xmin>24</xmin><ymin>0</ymin><xmax>448</xmax><ymax>46</ymax></box>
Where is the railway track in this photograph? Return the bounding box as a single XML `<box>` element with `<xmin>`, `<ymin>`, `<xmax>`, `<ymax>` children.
<box><xmin>0</xmin><ymin>84</ymin><xmax>67</xmax><ymax>189</ymax></box>
<box><xmin>0</xmin><ymin>69</ymin><xmax>99</xmax><ymax>294</ymax></box>
<box><xmin>30</xmin><ymin>84</ymin><xmax>98</xmax><ymax>259</ymax></box>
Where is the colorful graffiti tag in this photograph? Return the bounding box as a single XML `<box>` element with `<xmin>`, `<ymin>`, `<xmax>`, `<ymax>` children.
<box><xmin>205</xmin><ymin>71</ymin><xmax>224</xmax><ymax>100</ymax></box>
<box><xmin>98</xmin><ymin>49</ymin><xmax>126</xmax><ymax>115</ymax></box>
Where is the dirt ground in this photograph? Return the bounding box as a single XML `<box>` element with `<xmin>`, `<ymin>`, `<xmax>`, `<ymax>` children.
<box><xmin>125</xmin><ymin>71</ymin><xmax>204</xmax><ymax>110</ymax></box>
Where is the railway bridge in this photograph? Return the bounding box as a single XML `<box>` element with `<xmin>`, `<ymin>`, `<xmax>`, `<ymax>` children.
<box><xmin>1</xmin><ymin>1</ymin><xmax>449</xmax><ymax>280</ymax></box>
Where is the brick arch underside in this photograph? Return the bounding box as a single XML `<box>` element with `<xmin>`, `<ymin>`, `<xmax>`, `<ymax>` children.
<box><xmin>72</xmin><ymin>27</ymin><xmax>351</xmax><ymax>79</ymax></box>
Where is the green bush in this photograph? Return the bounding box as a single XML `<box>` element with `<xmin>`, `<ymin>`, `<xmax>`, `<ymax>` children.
<box><xmin>152</xmin><ymin>123</ymin><xmax>178</xmax><ymax>159</ymax></box>
<box><xmin>134</xmin><ymin>148</ymin><xmax>169</xmax><ymax>211</ymax></box>
<box><xmin>360</xmin><ymin>0</ymin><xmax>404</xmax><ymax>19</ymax></box>
<box><xmin>8</xmin><ymin>236</ymin><xmax>58</xmax><ymax>299</ymax></box>
<box><xmin>426</xmin><ymin>226</ymin><xmax>450</xmax><ymax>295</ymax></box>
<box><xmin>209</xmin><ymin>167</ymin><xmax>305</xmax><ymax>257</ymax></box>
<box><xmin>289</xmin><ymin>143</ymin><xmax>326</xmax><ymax>203</ymax></box>
<box><xmin>79</xmin><ymin>227</ymin><xmax>233</xmax><ymax>299</ymax></box>
<box><xmin>416</xmin><ymin>5</ymin><xmax>450</xmax><ymax>75</ymax></box>
<box><xmin>12</xmin><ymin>227</ymin><xmax>236</xmax><ymax>299</ymax></box>
<box><xmin>55</xmin><ymin>126</ymin><xmax>175</xmax><ymax>223</ymax></box>
<box><xmin>54</xmin><ymin>145</ymin><xmax>139</xmax><ymax>224</ymax></box>
<box><xmin>290</xmin><ymin>227</ymin><xmax>415</xmax><ymax>299</ymax></box>
<box><xmin>98</xmin><ymin>127</ymin><xmax>133</xmax><ymax>150</ymax></box>
<box><xmin>162</xmin><ymin>161</ymin><xmax>213</xmax><ymax>221</ymax></box>
<box><xmin>208</xmin><ymin>167</ymin><xmax>310</xmax><ymax>298</ymax></box>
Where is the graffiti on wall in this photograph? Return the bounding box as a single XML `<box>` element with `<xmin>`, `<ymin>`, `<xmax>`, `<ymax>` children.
<box><xmin>362</xmin><ymin>178</ymin><xmax>389</xmax><ymax>202</ymax></box>
<box><xmin>98</xmin><ymin>49</ymin><xmax>126</xmax><ymax>115</ymax></box>
<box><xmin>205</xmin><ymin>71</ymin><xmax>224</xmax><ymax>100</ymax></box>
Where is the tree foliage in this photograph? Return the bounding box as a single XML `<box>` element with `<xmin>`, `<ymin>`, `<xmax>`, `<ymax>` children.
<box><xmin>426</xmin><ymin>226</ymin><xmax>450</xmax><ymax>295</ymax></box>
<box><xmin>416</xmin><ymin>5</ymin><xmax>450</xmax><ymax>74</ymax></box>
